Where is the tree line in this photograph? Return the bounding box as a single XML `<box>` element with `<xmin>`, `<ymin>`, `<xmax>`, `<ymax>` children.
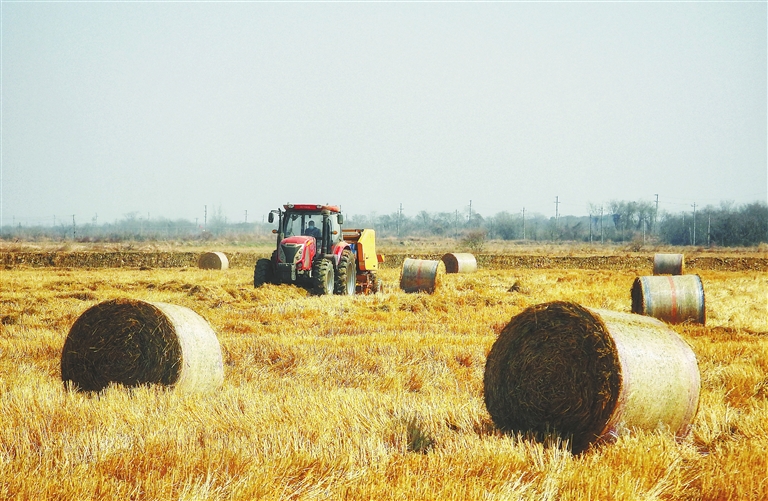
<box><xmin>3</xmin><ymin>201</ymin><xmax>766</xmax><ymax>247</ymax></box>
<box><xmin>348</xmin><ymin>200</ymin><xmax>767</xmax><ymax>247</ymax></box>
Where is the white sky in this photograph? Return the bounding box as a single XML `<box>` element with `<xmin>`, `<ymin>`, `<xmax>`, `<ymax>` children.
<box><xmin>2</xmin><ymin>1</ymin><xmax>766</xmax><ymax>226</ymax></box>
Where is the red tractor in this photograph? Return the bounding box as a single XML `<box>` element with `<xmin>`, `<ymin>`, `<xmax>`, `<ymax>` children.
<box><xmin>253</xmin><ymin>204</ymin><xmax>382</xmax><ymax>295</ymax></box>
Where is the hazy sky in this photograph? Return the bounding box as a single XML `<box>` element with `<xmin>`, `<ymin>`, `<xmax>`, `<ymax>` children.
<box><xmin>2</xmin><ymin>1</ymin><xmax>766</xmax><ymax>227</ymax></box>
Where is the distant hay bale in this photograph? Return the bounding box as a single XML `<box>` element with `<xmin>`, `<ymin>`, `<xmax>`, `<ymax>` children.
<box><xmin>400</xmin><ymin>258</ymin><xmax>444</xmax><ymax>293</ymax></box>
<box><xmin>198</xmin><ymin>251</ymin><xmax>229</xmax><ymax>270</ymax></box>
<box><xmin>631</xmin><ymin>275</ymin><xmax>706</xmax><ymax>325</ymax></box>
<box><xmin>441</xmin><ymin>253</ymin><xmax>477</xmax><ymax>274</ymax></box>
<box><xmin>653</xmin><ymin>253</ymin><xmax>685</xmax><ymax>275</ymax></box>
<box><xmin>61</xmin><ymin>299</ymin><xmax>224</xmax><ymax>392</ymax></box>
<box><xmin>484</xmin><ymin>301</ymin><xmax>700</xmax><ymax>454</ymax></box>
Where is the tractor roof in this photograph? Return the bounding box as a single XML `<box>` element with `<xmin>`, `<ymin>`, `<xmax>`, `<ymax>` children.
<box><xmin>284</xmin><ymin>204</ymin><xmax>341</xmax><ymax>213</ymax></box>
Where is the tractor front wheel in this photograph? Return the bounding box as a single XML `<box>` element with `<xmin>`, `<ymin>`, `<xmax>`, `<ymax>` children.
<box><xmin>312</xmin><ymin>259</ymin><xmax>335</xmax><ymax>296</ymax></box>
<box><xmin>253</xmin><ymin>259</ymin><xmax>274</xmax><ymax>288</ymax></box>
<box><xmin>335</xmin><ymin>250</ymin><xmax>356</xmax><ymax>295</ymax></box>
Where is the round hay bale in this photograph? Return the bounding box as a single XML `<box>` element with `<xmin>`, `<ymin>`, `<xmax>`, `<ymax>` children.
<box><xmin>61</xmin><ymin>299</ymin><xmax>224</xmax><ymax>392</ymax></box>
<box><xmin>653</xmin><ymin>253</ymin><xmax>685</xmax><ymax>275</ymax></box>
<box><xmin>441</xmin><ymin>252</ymin><xmax>477</xmax><ymax>274</ymax></box>
<box><xmin>399</xmin><ymin>258</ymin><xmax>444</xmax><ymax>293</ymax></box>
<box><xmin>198</xmin><ymin>251</ymin><xmax>229</xmax><ymax>270</ymax></box>
<box><xmin>631</xmin><ymin>275</ymin><xmax>705</xmax><ymax>325</ymax></box>
<box><xmin>484</xmin><ymin>301</ymin><xmax>700</xmax><ymax>454</ymax></box>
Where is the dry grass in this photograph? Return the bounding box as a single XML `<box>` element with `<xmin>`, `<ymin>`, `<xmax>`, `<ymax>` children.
<box><xmin>0</xmin><ymin>248</ymin><xmax>766</xmax><ymax>500</ymax></box>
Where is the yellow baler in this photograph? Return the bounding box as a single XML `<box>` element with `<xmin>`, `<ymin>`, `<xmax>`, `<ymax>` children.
<box><xmin>342</xmin><ymin>228</ymin><xmax>384</xmax><ymax>293</ymax></box>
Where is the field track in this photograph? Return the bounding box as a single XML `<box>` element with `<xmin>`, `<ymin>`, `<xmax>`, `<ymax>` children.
<box><xmin>2</xmin><ymin>251</ymin><xmax>767</xmax><ymax>271</ymax></box>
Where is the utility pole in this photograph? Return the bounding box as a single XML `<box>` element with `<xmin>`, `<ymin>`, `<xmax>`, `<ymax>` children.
<box><xmin>707</xmin><ymin>214</ymin><xmax>711</xmax><ymax>247</ymax></box>
<box><xmin>683</xmin><ymin>212</ymin><xmax>687</xmax><ymax>244</ymax></box>
<box><xmin>455</xmin><ymin>209</ymin><xmax>459</xmax><ymax>239</ymax></box>
<box><xmin>522</xmin><ymin>207</ymin><xmax>526</xmax><ymax>240</ymax></box>
<box><xmin>554</xmin><ymin>196</ymin><xmax>560</xmax><ymax>223</ymax></box>
<box><xmin>204</xmin><ymin>205</ymin><xmax>208</xmax><ymax>231</ymax></box>
<box><xmin>72</xmin><ymin>215</ymin><xmax>76</xmax><ymax>240</ymax></box>
<box><xmin>691</xmin><ymin>203</ymin><xmax>697</xmax><ymax>246</ymax></box>
<box><xmin>600</xmin><ymin>206</ymin><xmax>604</xmax><ymax>244</ymax></box>
<box><xmin>397</xmin><ymin>203</ymin><xmax>403</xmax><ymax>238</ymax></box>
<box><xmin>654</xmin><ymin>194</ymin><xmax>659</xmax><ymax>234</ymax></box>
<box><xmin>245</xmin><ymin>210</ymin><xmax>248</xmax><ymax>223</ymax></box>
<box><xmin>469</xmin><ymin>200</ymin><xmax>472</xmax><ymax>223</ymax></box>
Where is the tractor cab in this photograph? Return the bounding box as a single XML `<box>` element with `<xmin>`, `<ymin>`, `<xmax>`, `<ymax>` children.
<box><xmin>280</xmin><ymin>207</ymin><xmax>342</xmax><ymax>248</ymax></box>
<box><xmin>272</xmin><ymin>204</ymin><xmax>344</xmax><ymax>255</ymax></box>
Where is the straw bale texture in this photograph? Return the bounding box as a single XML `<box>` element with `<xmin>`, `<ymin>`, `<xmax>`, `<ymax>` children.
<box><xmin>484</xmin><ymin>301</ymin><xmax>700</xmax><ymax>454</ymax></box>
<box><xmin>399</xmin><ymin>258</ymin><xmax>444</xmax><ymax>293</ymax></box>
<box><xmin>653</xmin><ymin>253</ymin><xmax>685</xmax><ymax>275</ymax></box>
<box><xmin>631</xmin><ymin>275</ymin><xmax>706</xmax><ymax>325</ymax></box>
<box><xmin>441</xmin><ymin>253</ymin><xmax>478</xmax><ymax>274</ymax></box>
<box><xmin>198</xmin><ymin>251</ymin><xmax>229</xmax><ymax>270</ymax></box>
<box><xmin>61</xmin><ymin>299</ymin><xmax>224</xmax><ymax>392</ymax></box>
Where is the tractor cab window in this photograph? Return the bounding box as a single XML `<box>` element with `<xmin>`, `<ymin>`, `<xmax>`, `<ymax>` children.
<box><xmin>327</xmin><ymin>215</ymin><xmax>341</xmax><ymax>244</ymax></box>
<box><xmin>302</xmin><ymin>214</ymin><xmax>323</xmax><ymax>240</ymax></box>
<box><xmin>283</xmin><ymin>213</ymin><xmax>300</xmax><ymax>237</ymax></box>
<box><xmin>283</xmin><ymin>211</ymin><xmax>341</xmax><ymax>243</ymax></box>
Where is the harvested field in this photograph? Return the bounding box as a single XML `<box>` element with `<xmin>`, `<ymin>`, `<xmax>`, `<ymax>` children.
<box><xmin>0</xmin><ymin>251</ymin><xmax>201</xmax><ymax>268</ymax></box>
<box><xmin>1</xmin><ymin>244</ymin><xmax>766</xmax><ymax>500</ymax></box>
<box><xmin>2</xmin><ymin>250</ymin><xmax>767</xmax><ymax>272</ymax></box>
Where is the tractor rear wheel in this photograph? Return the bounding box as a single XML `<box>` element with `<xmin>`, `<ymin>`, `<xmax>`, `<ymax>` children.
<box><xmin>312</xmin><ymin>259</ymin><xmax>335</xmax><ymax>296</ymax></box>
<box><xmin>335</xmin><ymin>249</ymin><xmax>356</xmax><ymax>295</ymax></box>
<box><xmin>253</xmin><ymin>259</ymin><xmax>274</xmax><ymax>288</ymax></box>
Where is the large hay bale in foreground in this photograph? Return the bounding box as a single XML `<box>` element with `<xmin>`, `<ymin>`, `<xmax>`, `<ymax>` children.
<box><xmin>441</xmin><ymin>252</ymin><xmax>477</xmax><ymax>274</ymax></box>
<box><xmin>198</xmin><ymin>251</ymin><xmax>229</xmax><ymax>270</ymax></box>
<box><xmin>631</xmin><ymin>275</ymin><xmax>706</xmax><ymax>325</ymax></box>
<box><xmin>61</xmin><ymin>299</ymin><xmax>224</xmax><ymax>392</ymax></box>
<box><xmin>400</xmin><ymin>258</ymin><xmax>444</xmax><ymax>293</ymax></box>
<box><xmin>653</xmin><ymin>253</ymin><xmax>685</xmax><ymax>275</ymax></box>
<box><xmin>484</xmin><ymin>301</ymin><xmax>700</xmax><ymax>454</ymax></box>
